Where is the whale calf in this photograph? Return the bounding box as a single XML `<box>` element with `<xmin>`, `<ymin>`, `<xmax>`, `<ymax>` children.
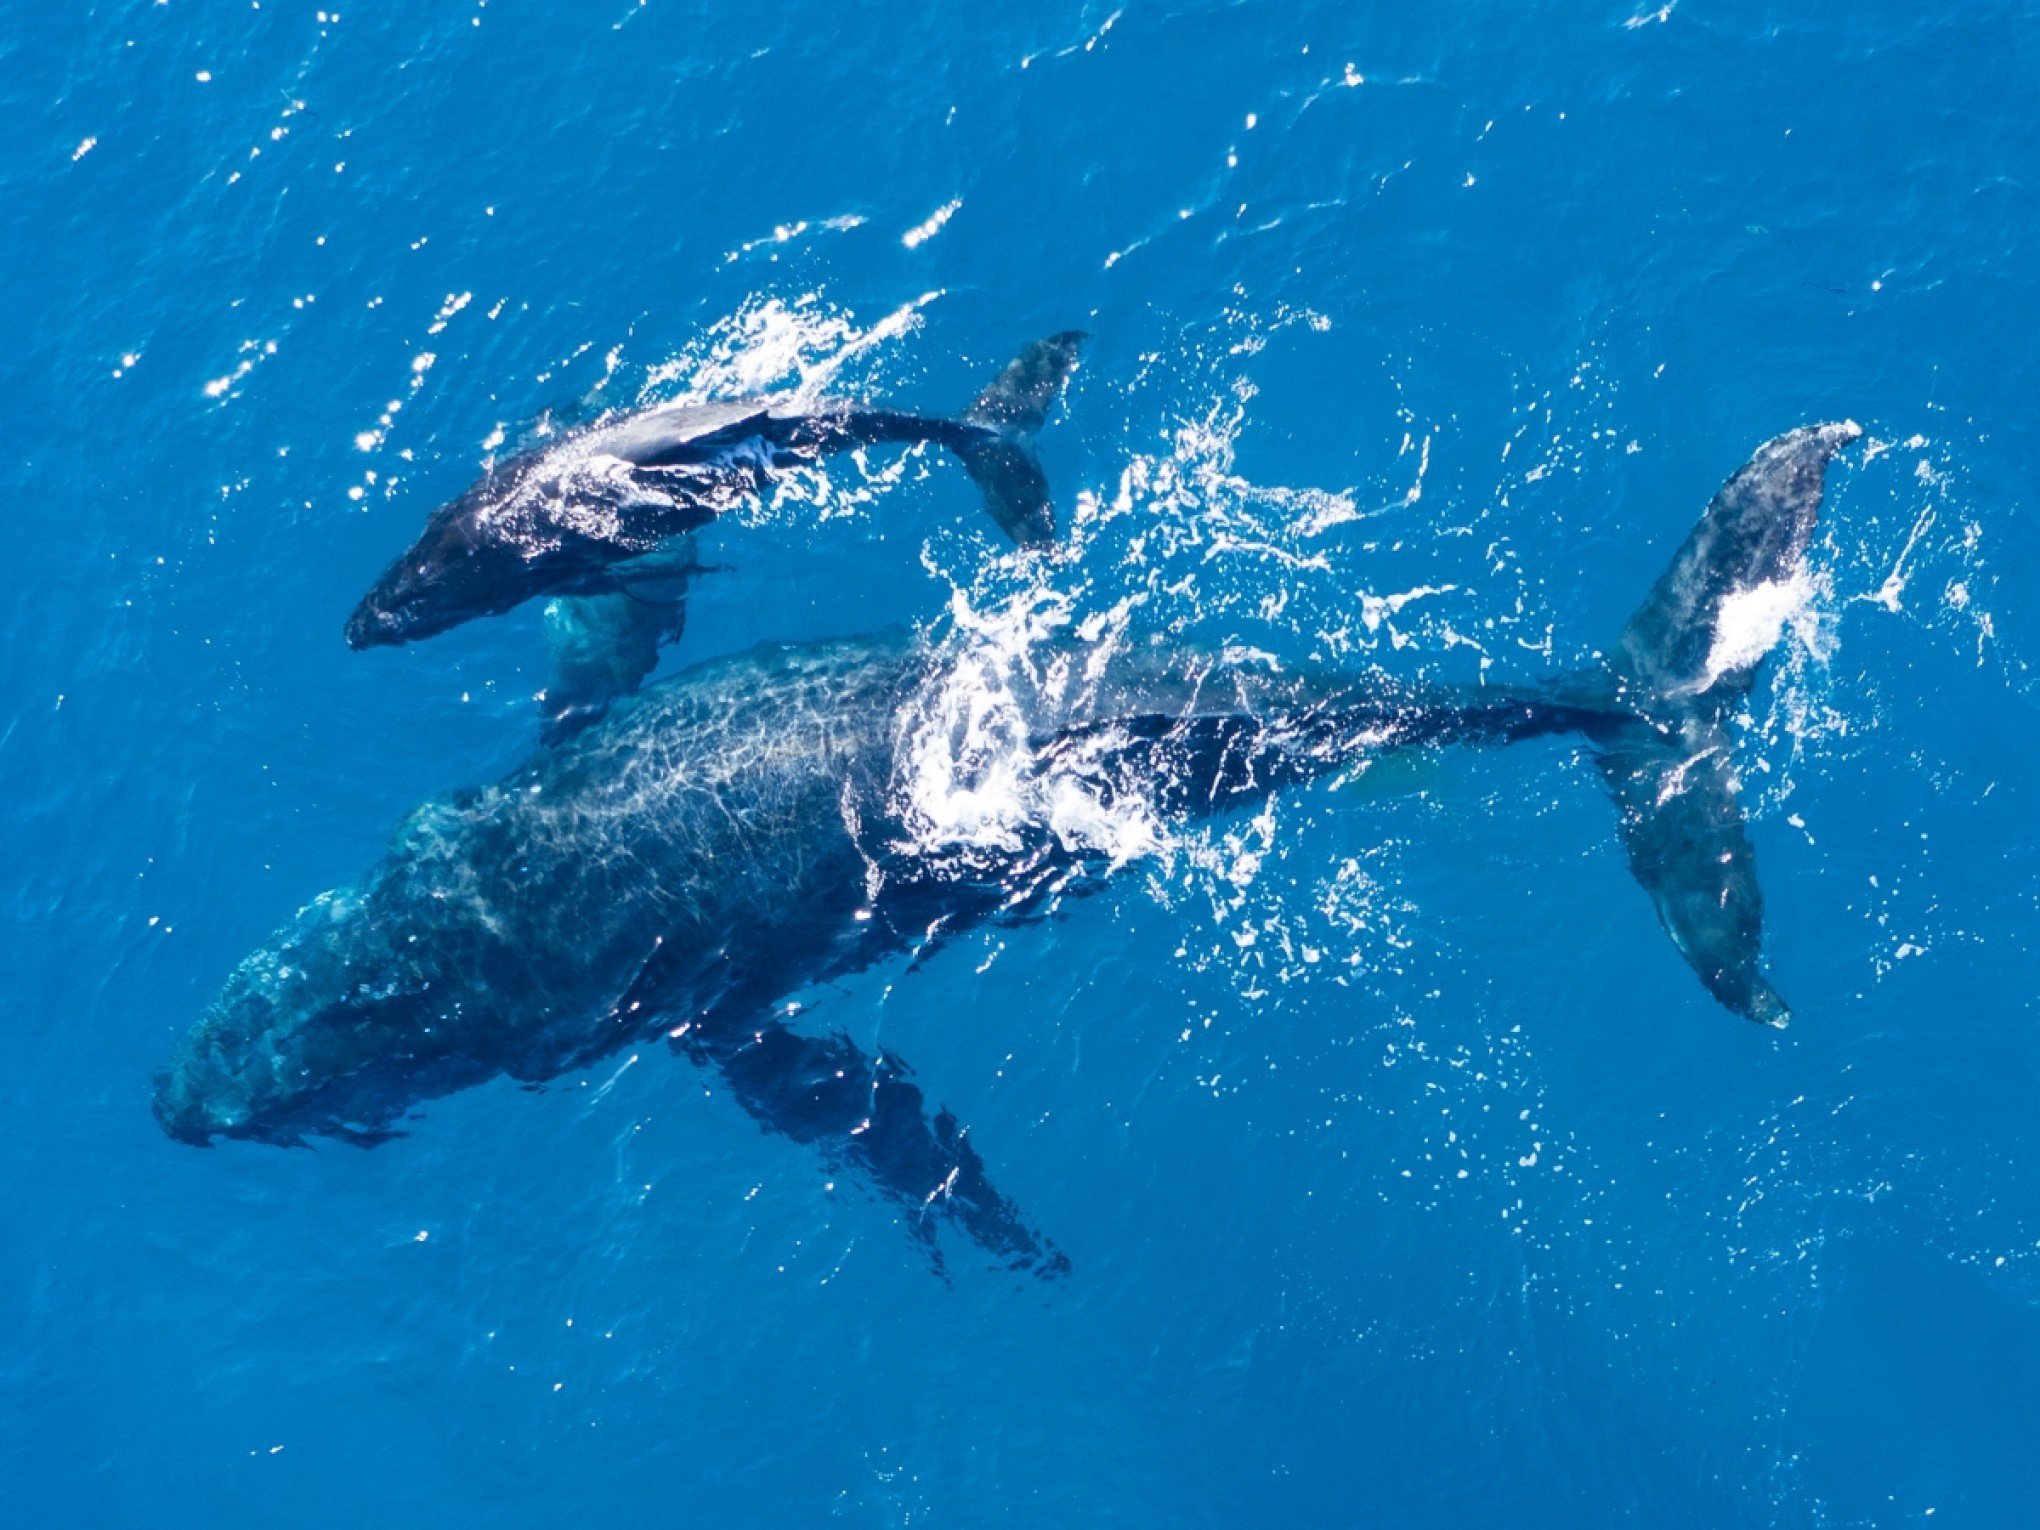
<box><xmin>163</xmin><ymin>423</ymin><xmax>1857</xmax><ymax>1268</ymax></box>
<box><xmin>343</xmin><ymin>332</ymin><xmax>1086</xmax><ymax>652</ymax></box>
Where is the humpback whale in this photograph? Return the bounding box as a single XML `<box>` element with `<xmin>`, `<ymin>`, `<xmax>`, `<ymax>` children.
<box><xmin>343</xmin><ymin>332</ymin><xmax>1086</xmax><ymax>652</ymax></box>
<box><xmin>161</xmin><ymin>423</ymin><xmax>1857</xmax><ymax>1270</ymax></box>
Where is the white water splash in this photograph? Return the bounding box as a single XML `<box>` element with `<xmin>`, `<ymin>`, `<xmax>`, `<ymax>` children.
<box><xmin>1842</xmin><ymin>434</ymin><xmax>2004</xmax><ymax>670</ymax></box>
<box><xmin>898</xmin><ymin>328</ymin><xmax>1488</xmax><ymax>996</ymax></box>
<box><xmin>1737</xmin><ymin>426</ymin><xmax>2020</xmax><ymax>833</ymax></box>
<box><xmin>609</xmin><ymin>292</ymin><xmax>950</xmax><ymax>528</ymax></box>
<box><xmin>1047</xmin><ymin>368</ymin><xmax>1502</xmax><ymax>678</ymax></box>
<box><xmin>889</xmin><ymin>582</ymin><xmax>1168</xmax><ymax>875</ymax></box>
<box><xmin>637</xmin><ymin>290</ymin><xmax>939</xmax><ymax>406</ymax></box>
<box><xmin>1702</xmin><ymin>568</ymin><xmax>1821</xmax><ymax>692</ymax></box>
<box><xmin>900</xmin><ymin>200</ymin><xmax>961</xmax><ymax>250</ymax></box>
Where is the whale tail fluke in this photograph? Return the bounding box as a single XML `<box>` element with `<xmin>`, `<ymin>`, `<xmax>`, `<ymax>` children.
<box><xmin>1615</xmin><ymin>421</ymin><xmax>1862</xmax><ymax>703</ymax></box>
<box><xmin>956</xmin><ymin>331</ymin><xmax>1087</xmax><ymax>546</ymax></box>
<box><xmin>1594</xmin><ymin>711</ymin><xmax>1787</xmax><ymax>1024</ymax></box>
<box><xmin>1591</xmin><ymin>421</ymin><xmax>1860</xmax><ymax>1025</ymax></box>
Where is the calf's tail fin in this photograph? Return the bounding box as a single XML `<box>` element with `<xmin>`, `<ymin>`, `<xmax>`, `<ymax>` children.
<box><xmin>954</xmin><ymin>331</ymin><xmax>1087</xmax><ymax>546</ymax></box>
<box><xmin>1593</xmin><ymin>422</ymin><xmax>1860</xmax><ymax>1025</ymax></box>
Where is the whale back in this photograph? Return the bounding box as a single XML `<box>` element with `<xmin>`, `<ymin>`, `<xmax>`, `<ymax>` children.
<box><xmin>154</xmin><ymin>634</ymin><xmax>921</xmax><ymax>1141</ymax></box>
<box><xmin>586</xmin><ymin>395</ymin><xmax>790</xmax><ymax>465</ymax></box>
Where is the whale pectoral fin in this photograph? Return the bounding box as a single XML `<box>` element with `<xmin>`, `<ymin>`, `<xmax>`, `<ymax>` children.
<box><xmin>1596</xmin><ymin>716</ymin><xmax>1787</xmax><ymax>1026</ymax></box>
<box><xmin>675</xmin><ymin>1012</ymin><xmax>1068</xmax><ymax>1279</ymax></box>
<box><xmin>323</xmin><ymin>1121</ymin><xmax>409</xmax><ymax>1148</ymax></box>
<box><xmin>538</xmin><ymin>542</ymin><xmax>698</xmax><ymax>742</ymax></box>
<box><xmin>539</xmin><ymin>591</ymin><xmax>684</xmax><ymax>742</ymax></box>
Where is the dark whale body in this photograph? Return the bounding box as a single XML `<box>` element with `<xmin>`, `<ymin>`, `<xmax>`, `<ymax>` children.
<box><xmin>162</xmin><ymin>424</ymin><xmax>1857</xmax><ymax>1271</ymax></box>
<box><xmin>344</xmin><ymin>333</ymin><xmax>1086</xmax><ymax>652</ymax></box>
<box><xmin>1595</xmin><ymin>421</ymin><xmax>1861</xmax><ymax>1022</ymax></box>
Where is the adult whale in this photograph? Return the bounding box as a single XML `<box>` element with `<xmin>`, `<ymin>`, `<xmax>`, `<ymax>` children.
<box><xmin>343</xmin><ymin>332</ymin><xmax>1086</xmax><ymax>651</ymax></box>
<box><xmin>161</xmin><ymin>423</ymin><xmax>1858</xmax><ymax>1269</ymax></box>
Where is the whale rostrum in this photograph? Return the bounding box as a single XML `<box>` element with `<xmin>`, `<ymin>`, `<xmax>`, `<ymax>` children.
<box><xmin>163</xmin><ymin>423</ymin><xmax>1859</xmax><ymax>1270</ymax></box>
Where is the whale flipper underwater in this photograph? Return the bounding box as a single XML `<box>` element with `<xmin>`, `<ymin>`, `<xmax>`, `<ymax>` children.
<box><xmin>343</xmin><ymin>332</ymin><xmax>1086</xmax><ymax>651</ymax></box>
<box><xmin>161</xmin><ymin>423</ymin><xmax>1856</xmax><ymax>1269</ymax></box>
<box><xmin>538</xmin><ymin>539</ymin><xmax>700</xmax><ymax>743</ymax></box>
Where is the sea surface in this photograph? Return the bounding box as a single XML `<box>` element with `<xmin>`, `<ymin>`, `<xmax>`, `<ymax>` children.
<box><xmin>4</xmin><ymin>3</ymin><xmax>2038</xmax><ymax>1525</ymax></box>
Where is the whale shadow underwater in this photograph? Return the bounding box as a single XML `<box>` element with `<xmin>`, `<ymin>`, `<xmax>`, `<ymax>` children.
<box><xmin>158</xmin><ymin>418</ymin><xmax>1860</xmax><ymax>1277</ymax></box>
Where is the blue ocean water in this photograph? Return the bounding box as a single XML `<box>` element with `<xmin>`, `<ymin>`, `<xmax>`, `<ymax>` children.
<box><xmin>5</xmin><ymin>1</ymin><xmax>2037</xmax><ymax>1524</ymax></box>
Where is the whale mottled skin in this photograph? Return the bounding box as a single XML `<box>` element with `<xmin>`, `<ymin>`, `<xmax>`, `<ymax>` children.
<box><xmin>155</xmin><ymin>632</ymin><xmax>1603</xmax><ymax>1272</ymax></box>
<box><xmin>1595</xmin><ymin>420</ymin><xmax>1861</xmax><ymax>1023</ymax></box>
<box><xmin>343</xmin><ymin>333</ymin><xmax>1086</xmax><ymax>651</ymax></box>
<box><xmin>162</xmin><ymin>424</ymin><xmax>1856</xmax><ymax>1268</ymax></box>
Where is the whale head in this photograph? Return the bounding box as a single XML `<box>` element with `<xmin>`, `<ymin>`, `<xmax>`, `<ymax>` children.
<box><xmin>344</xmin><ymin>508</ymin><xmax>615</xmax><ymax>650</ymax></box>
<box><xmin>153</xmin><ymin>882</ymin><xmax>487</xmax><ymax>1146</ymax></box>
<box><xmin>345</xmin><ymin>477</ymin><xmax>623</xmax><ymax>650</ymax></box>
